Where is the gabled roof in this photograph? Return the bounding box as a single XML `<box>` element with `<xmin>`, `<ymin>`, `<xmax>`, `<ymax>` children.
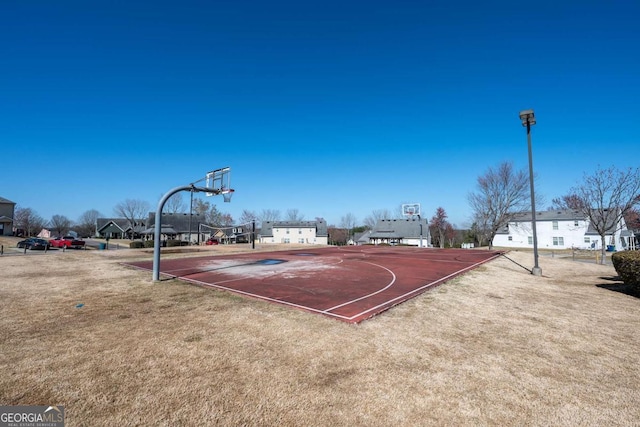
<box><xmin>96</xmin><ymin>218</ymin><xmax>129</xmax><ymax>232</ymax></box>
<box><xmin>504</xmin><ymin>209</ymin><xmax>625</xmax><ymax>235</ymax></box>
<box><xmin>260</xmin><ymin>220</ymin><xmax>328</xmax><ymax>237</ymax></box>
<box><xmin>509</xmin><ymin>209</ymin><xmax>585</xmax><ymax>222</ymax></box>
<box><xmin>354</xmin><ymin>230</ymin><xmax>371</xmax><ymax>243</ymax></box>
<box><xmin>0</xmin><ymin>215</ymin><xmax>14</xmax><ymax>223</ymax></box>
<box><xmin>141</xmin><ymin>226</ymin><xmax>178</xmax><ymax>235</ymax></box>
<box><xmin>147</xmin><ymin>212</ymin><xmax>207</xmax><ymax>234</ymax></box>
<box><xmin>0</xmin><ymin>197</ymin><xmax>16</xmax><ymax>204</ymax></box>
<box><xmin>585</xmin><ymin>213</ymin><xmax>624</xmax><ymax>235</ymax></box>
<box><xmin>368</xmin><ymin>218</ymin><xmax>430</xmax><ymax>239</ymax></box>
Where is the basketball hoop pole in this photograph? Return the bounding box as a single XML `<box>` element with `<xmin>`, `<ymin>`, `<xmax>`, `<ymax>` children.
<box><xmin>153</xmin><ymin>176</ymin><xmax>232</xmax><ymax>282</ymax></box>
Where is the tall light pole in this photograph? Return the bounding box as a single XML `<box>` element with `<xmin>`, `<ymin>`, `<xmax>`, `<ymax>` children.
<box><xmin>519</xmin><ymin>109</ymin><xmax>542</xmax><ymax>276</ymax></box>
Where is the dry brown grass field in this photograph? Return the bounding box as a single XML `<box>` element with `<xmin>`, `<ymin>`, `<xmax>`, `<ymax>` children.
<box><xmin>1</xmin><ymin>236</ymin><xmax>639</xmax><ymax>426</ymax></box>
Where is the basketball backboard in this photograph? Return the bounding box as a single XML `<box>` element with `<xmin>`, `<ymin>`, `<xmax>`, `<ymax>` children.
<box><xmin>402</xmin><ymin>203</ymin><xmax>421</xmax><ymax>218</ymax></box>
<box><xmin>205</xmin><ymin>167</ymin><xmax>234</xmax><ymax>201</ymax></box>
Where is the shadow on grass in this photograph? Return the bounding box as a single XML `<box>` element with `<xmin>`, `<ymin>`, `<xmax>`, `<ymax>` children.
<box><xmin>597</xmin><ymin>276</ymin><xmax>640</xmax><ymax>299</ymax></box>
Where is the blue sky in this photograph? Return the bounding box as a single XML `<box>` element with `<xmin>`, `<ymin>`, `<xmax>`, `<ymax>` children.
<box><xmin>2</xmin><ymin>0</ymin><xmax>638</xmax><ymax>227</ymax></box>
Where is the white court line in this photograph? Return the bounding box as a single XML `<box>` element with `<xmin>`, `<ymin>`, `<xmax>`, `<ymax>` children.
<box><xmin>337</xmin><ymin>251</ymin><xmax>503</xmax><ymax>321</ymax></box>
<box><xmin>322</xmin><ymin>261</ymin><xmax>396</xmax><ymax>313</ymax></box>
<box><xmin>175</xmin><ymin>275</ymin><xmax>354</xmax><ymax>320</ymax></box>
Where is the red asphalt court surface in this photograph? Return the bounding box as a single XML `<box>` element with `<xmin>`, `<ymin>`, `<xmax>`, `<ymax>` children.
<box><xmin>125</xmin><ymin>246</ymin><xmax>503</xmax><ymax>323</ymax></box>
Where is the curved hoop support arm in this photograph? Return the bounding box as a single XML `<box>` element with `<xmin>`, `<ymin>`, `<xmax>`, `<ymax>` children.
<box><xmin>152</xmin><ymin>184</ymin><xmax>230</xmax><ymax>281</ymax></box>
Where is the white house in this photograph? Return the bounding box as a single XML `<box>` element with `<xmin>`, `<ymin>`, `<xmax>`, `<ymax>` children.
<box><xmin>492</xmin><ymin>209</ymin><xmax>629</xmax><ymax>251</ymax></box>
<box><xmin>259</xmin><ymin>220</ymin><xmax>329</xmax><ymax>245</ymax></box>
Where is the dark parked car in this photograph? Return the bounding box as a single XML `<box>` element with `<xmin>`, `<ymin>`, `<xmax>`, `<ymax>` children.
<box><xmin>17</xmin><ymin>238</ymin><xmax>51</xmax><ymax>250</ymax></box>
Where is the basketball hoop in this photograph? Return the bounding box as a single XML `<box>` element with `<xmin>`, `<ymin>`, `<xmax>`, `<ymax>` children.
<box><xmin>402</xmin><ymin>203</ymin><xmax>421</xmax><ymax>220</ymax></box>
<box><xmin>222</xmin><ymin>189</ymin><xmax>234</xmax><ymax>203</ymax></box>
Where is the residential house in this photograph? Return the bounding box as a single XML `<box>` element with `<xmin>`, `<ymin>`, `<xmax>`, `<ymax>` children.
<box><xmin>37</xmin><ymin>229</ymin><xmax>53</xmax><ymax>239</ymax></box>
<box><xmin>365</xmin><ymin>218</ymin><xmax>431</xmax><ymax>247</ymax></box>
<box><xmin>492</xmin><ymin>209</ymin><xmax>629</xmax><ymax>250</ymax></box>
<box><xmin>0</xmin><ymin>196</ymin><xmax>16</xmax><ymax>236</ymax></box>
<box><xmin>143</xmin><ymin>212</ymin><xmax>209</xmax><ymax>243</ymax></box>
<box><xmin>259</xmin><ymin>220</ymin><xmax>329</xmax><ymax>245</ymax></box>
<box><xmin>96</xmin><ymin>218</ymin><xmax>144</xmax><ymax>239</ymax></box>
<box><xmin>205</xmin><ymin>225</ymin><xmax>251</xmax><ymax>244</ymax></box>
<box><xmin>97</xmin><ymin>212</ymin><xmax>254</xmax><ymax>244</ymax></box>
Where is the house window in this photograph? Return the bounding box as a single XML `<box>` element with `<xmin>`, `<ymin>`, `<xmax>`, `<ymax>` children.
<box><xmin>284</xmin><ymin>238</ymin><xmax>290</xmax><ymax>244</ymax></box>
<box><xmin>574</xmin><ymin>220</ymin><xmax>579</xmax><ymax>227</ymax></box>
<box><xmin>553</xmin><ymin>237</ymin><xmax>564</xmax><ymax>246</ymax></box>
<box><xmin>286</xmin><ymin>229</ymin><xmax>290</xmax><ymax>234</ymax></box>
<box><xmin>528</xmin><ymin>236</ymin><xmax>533</xmax><ymax>245</ymax></box>
<box><xmin>299</xmin><ymin>230</ymin><xmax>302</xmax><ymax>234</ymax></box>
<box><xmin>508</xmin><ymin>236</ymin><xmax>513</xmax><ymax>241</ymax></box>
<box><xmin>584</xmin><ymin>237</ymin><xmax>590</xmax><ymax>243</ymax></box>
<box><xmin>298</xmin><ymin>238</ymin><xmax>305</xmax><ymax>244</ymax></box>
<box><xmin>552</xmin><ymin>221</ymin><xmax>559</xmax><ymax>230</ymax></box>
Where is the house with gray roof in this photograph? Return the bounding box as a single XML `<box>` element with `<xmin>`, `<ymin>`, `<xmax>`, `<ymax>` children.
<box><xmin>0</xmin><ymin>196</ymin><xmax>16</xmax><ymax>236</ymax></box>
<box><xmin>492</xmin><ymin>209</ymin><xmax>630</xmax><ymax>250</ymax></box>
<box><xmin>96</xmin><ymin>218</ymin><xmax>141</xmax><ymax>239</ymax></box>
<box><xmin>144</xmin><ymin>212</ymin><xmax>209</xmax><ymax>243</ymax></box>
<box><xmin>365</xmin><ymin>218</ymin><xmax>431</xmax><ymax>247</ymax></box>
<box><xmin>98</xmin><ymin>212</ymin><xmax>225</xmax><ymax>244</ymax></box>
<box><xmin>259</xmin><ymin>220</ymin><xmax>329</xmax><ymax>245</ymax></box>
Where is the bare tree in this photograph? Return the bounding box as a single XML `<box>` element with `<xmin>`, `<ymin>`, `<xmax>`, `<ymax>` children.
<box><xmin>625</xmin><ymin>207</ymin><xmax>640</xmax><ymax>231</ymax></box>
<box><xmin>260</xmin><ymin>209</ymin><xmax>281</xmax><ymax>222</ymax></box>
<box><xmin>445</xmin><ymin>223</ymin><xmax>457</xmax><ymax>248</ymax></box>
<box><xmin>551</xmin><ymin>194</ymin><xmax>586</xmax><ymax>211</ymax></box>
<box><xmin>429</xmin><ymin>207</ymin><xmax>449</xmax><ymax>248</ymax></box>
<box><xmin>328</xmin><ymin>226</ymin><xmax>348</xmax><ymax>245</ymax></box>
<box><xmin>340</xmin><ymin>213</ymin><xmax>358</xmax><ymax>242</ymax></box>
<box><xmin>114</xmin><ymin>199</ymin><xmax>150</xmax><ymax>239</ymax></box>
<box><xmin>218</xmin><ymin>213</ymin><xmax>234</xmax><ymax>226</ymax></box>
<box><xmin>50</xmin><ymin>214</ymin><xmax>72</xmax><ymax>237</ymax></box>
<box><xmin>469</xmin><ymin>215</ymin><xmax>490</xmax><ymax>247</ymax></box>
<box><xmin>76</xmin><ymin>209</ymin><xmax>101</xmax><ymax>238</ymax></box>
<box><xmin>559</xmin><ymin>165</ymin><xmax>640</xmax><ymax>264</ymax></box>
<box><xmin>239</xmin><ymin>209</ymin><xmax>258</xmax><ymax>227</ymax></box>
<box><xmin>364</xmin><ymin>209</ymin><xmax>392</xmax><ymax>229</ymax></box>
<box><xmin>285</xmin><ymin>208</ymin><xmax>304</xmax><ymax>221</ymax></box>
<box><xmin>468</xmin><ymin>162</ymin><xmax>530</xmax><ymax>250</ymax></box>
<box><xmin>14</xmin><ymin>207</ymin><xmax>47</xmax><ymax>237</ymax></box>
<box><xmin>192</xmin><ymin>199</ymin><xmax>210</xmax><ymax>217</ymax></box>
<box><xmin>202</xmin><ymin>204</ymin><xmax>227</xmax><ymax>226</ymax></box>
<box><xmin>164</xmin><ymin>192</ymin><xmax>186</xmax><ymax>214</ymax></box>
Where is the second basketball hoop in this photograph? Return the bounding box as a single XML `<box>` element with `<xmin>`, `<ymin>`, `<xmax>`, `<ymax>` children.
<box><xmin>402</xmin><ymin>203</ymin><xmax>421</xmax><ymax>219</ymax></box>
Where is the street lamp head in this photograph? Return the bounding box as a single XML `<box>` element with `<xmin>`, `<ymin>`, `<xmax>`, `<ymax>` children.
<box><xmin>519</xmin><ymin>109</ymin><xmax>536</xmax><ymax>127</ymax></box>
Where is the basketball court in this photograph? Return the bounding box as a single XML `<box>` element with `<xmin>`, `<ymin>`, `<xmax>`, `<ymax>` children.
<box><xmin>125</xmin><ymin>246</ymin><xmax>503</xmax><ymax>323</ymax></box>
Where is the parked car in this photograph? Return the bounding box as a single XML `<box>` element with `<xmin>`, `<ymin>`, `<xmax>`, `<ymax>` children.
<box><xmin>49</xmin><ymin>236</ymin><xmax>86</xmax><ymax>249</ymax></box>
<box><xmin>17</xmin><ymin>238</ymin><xmax>51</xmax><ymax>250</ymax></box>
<box><xmin>205</xmin><ymin>238</ymin><xmax>219</xmax><ymax>245</ymax></box>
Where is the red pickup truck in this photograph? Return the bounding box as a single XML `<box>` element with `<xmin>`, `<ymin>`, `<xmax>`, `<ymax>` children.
<box><xmin>49</xmin><ymin>236</ymin><xmax>86</xmax><ymax>249</ymax></box>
